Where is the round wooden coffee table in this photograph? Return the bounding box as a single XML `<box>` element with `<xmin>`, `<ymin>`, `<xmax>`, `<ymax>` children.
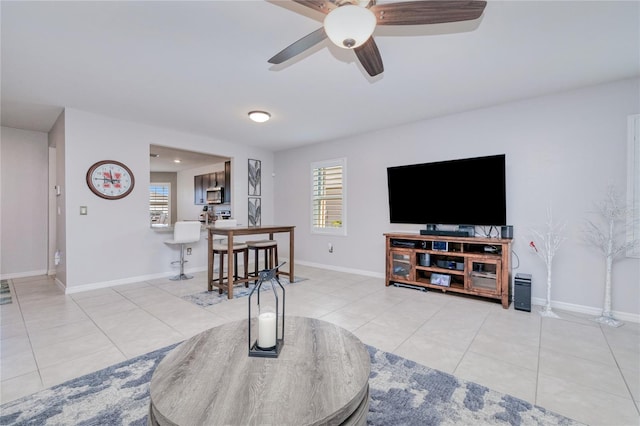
<box><xmin>148</xmin><ymin>316</ymin><xmax>370</xmax><ymax>426</ymax></box>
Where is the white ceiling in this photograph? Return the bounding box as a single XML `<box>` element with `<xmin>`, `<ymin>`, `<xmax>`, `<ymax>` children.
<box><xmin>1</xmin><ymin>1</ymin><xmax>638</xmax><ymax>152</ymax></box>
<box><xmin>149</xmin><ymin>145</ymin><xmax>228</xmax><ymax>172</ymax></box>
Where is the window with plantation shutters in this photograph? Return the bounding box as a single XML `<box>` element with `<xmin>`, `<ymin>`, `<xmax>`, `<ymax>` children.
<box><xmin>628</xmin><ymin>114</ymin><xmax>640</xmax><ymax>258</ymax></box>
<box><xmin>311</xmin><ymin>158</ymin><xmax>346</xmax><ymax>235</ymax></box>
<box><xmin>150</xmin><ymin>183</ymin><xmax>171</xmax><ymax>227</ymax></box>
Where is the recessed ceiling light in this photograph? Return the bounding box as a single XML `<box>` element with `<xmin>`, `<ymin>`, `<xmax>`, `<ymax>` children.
<box><xmin>248</xmin><ymin>111</ymin><xmax>271</xmax><ymax>123</ymax></box>
<box><xmin>174</xmin><ymin>159</ymin><xmax>181</xmax><ymax>163</ymax></box>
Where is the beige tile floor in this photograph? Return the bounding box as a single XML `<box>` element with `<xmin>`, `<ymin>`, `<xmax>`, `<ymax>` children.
<box><xmin>1</xmin><ymin>266</ymin><xmax>639</xmax><ymax>425</ymax></box>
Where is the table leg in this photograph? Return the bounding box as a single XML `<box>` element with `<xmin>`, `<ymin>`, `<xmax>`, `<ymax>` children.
<box><xmin>289</xmin><ymin>228</ymin><xmax>295</xmax><ymax>283</ymax></box>
<box><xmin>227</xmin><ymin>231</ymin><xmax>234</xmax><ymax>299</ymax></box>
<box><xmin>208</xmin><ymin>229</ymin><xmax>213</xmax><ymax>291</ymax></box>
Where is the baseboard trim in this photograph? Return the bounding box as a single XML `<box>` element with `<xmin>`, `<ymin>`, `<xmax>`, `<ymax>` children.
<box><xmin>63</xmin><ymin>267</ymin><xmax>207</xmax><ymax>294</ymax></box>
<box><xmin>54</xmin><ymin>261</ymin><xmax>254</xmax><ymax>294</ymax></box>
<box><xmin>0</xmin><ymin>269</ymin><xmax>48</xmax><ymax>280</ymax></box>
<box><xmin>54</xmin><ymin>277</ymin><xmax>66</xmax><ymax>292</ymax></box>
<box><xmin>531</xmin><ymin>297</ymin><xmax>640</xmax><ymax>323</ymax></box>
<box><xmin>295</xmin><ymin>260</ymin><xmax>385</xmax><ymax>279</ymax></box>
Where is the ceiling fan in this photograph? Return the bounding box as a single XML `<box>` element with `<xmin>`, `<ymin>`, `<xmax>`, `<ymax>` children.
<box><xmin>268</xmin><ymin>0</ymin><xmax>487</xmax><ymax>77</ymax></box>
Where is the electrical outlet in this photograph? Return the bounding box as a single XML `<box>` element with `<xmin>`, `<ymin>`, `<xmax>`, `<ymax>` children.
<box><xmin>186</xmin><ymin>247</ymin><xmax>192</xmax><ymax>255</ymax></box>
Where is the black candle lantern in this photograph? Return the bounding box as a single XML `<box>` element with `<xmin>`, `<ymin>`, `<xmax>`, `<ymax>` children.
<box><xmin>248</xmin><ymin>263</ymin><xmax>285</xmax><ymax>358</ymax></box>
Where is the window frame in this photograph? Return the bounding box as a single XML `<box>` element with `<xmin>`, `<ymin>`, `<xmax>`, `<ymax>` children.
<box><xmin>310</xmin><ymin>158</ymin><xmax>347</xmax><ymax>236</ymax></box>
<box><xmin>150</xmin><ymin>182</ymin><xmax>171</xmax><ymax>227</ymax></box>
<box><xmin>627</xmin><ymin>114</ymin><xmax>639</xmax><ymax>258</ymax></box>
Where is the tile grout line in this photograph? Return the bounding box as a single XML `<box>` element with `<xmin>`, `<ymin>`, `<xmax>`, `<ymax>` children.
<box><xmin>536</xmin><ymin>316</ymin><xmax>639</xmax><ymax>408</ymax></box>
<box><xmin>7</xmin><ymin>278</ymin><xmax>45</xmax><ymax>390</ymax></box>
<box><xmin>387</xmin><ymin>294</ymin><xmax>449</xmax><ymax>355</ymax></box>
<box><xmin>69</xmin><ymin>290</ymin><xmax>130</xmax><ymax>364</ymax></box>
<box><xmin>534</xmin><ymin>315</ymin><xmax>544</xmax><ymax>406</ymax></box>
<box><xmin>118</xmin><ymin>281</ymin><xmax>218</xmax><ymax>340</ymax></box>
<box><xmin>599</xmin><ymin>324</ymin><xmax>640</xmax><ymax>415</ymax></box>
<box><xmin>450</xmin><ymin>306</ymin><xmax>492</xmax><ymax>376</ymax></box>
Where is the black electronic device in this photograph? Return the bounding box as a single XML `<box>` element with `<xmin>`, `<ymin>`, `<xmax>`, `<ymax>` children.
<box><xmin>387</xmin><ymin>154</ymin><xmax>506</xmax><ymax>226</ymax></box>
<box><xmin>501</xmin><ymin>225</ymin><xmax>514</xmax><ymax>239</ymax></box>
<box><xmin>391</xmin><ymin>240</ymin><xmax>418</xmax><ymax>248</ymax></box>
<box><xmin>420</xmin><ymin>229</ymin><xmax>470</xmax><ymax>237</ymax></box>
<box><xmin>514</xmin><ymin>273</ymin><xmax>532</xmax><ymax>312</ymax></box>
<box><xmin>393</xmin><ymin>282</ymin><xmax>428</xmax><ymax>292</ymax></box>
<box><xmin>459</xmin><ymin>225</ymin><xmax>475</xmax><ymax>237</ymax></box>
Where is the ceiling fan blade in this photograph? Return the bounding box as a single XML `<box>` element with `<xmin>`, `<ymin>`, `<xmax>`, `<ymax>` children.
<box><xmin>354</xmin><ymin>37</ymin><xmax>384</xmax><ymax>77</ymax></box>
<box><xmin>268</xmin><ymin>27</ymin><xmax>327</xmax><ymax>64</ymax></box>
<box><xmin>370</xmin><ymin>1</ymin><xmax>487</xmax><ymax>25</ymax></box>
<box><xmin>291</xmin><ymin>0</ymin><xmax>338</xmax><ymax>15</ymax></box>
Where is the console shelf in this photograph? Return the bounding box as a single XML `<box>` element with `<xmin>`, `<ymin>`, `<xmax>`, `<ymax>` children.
<box><xmin>385</xmin><ymin>233</ymin><xmax>512</xmax><ymax>308</ymax></box>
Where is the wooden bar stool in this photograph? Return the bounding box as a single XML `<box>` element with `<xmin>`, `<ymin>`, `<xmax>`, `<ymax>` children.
<box><xmin>210</xmin><ymin>219</ymin><xmax>249</xmax><ymax>295</ymax></box>
<box><xmin>212</xmin><ymin>241</ymin><xmax>249</xmax><ymax>294</ymax></box>
<box><xmin>246</xmin><ymin>240</ymin><xmax>278</xmax><ymax>281</ymax></box>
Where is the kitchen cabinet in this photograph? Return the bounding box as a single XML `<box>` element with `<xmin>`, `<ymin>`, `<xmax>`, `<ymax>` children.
<box><xmin>194</xmin><ymin>161</ymin><xmax>231</xmax><ymax>205</ymax></box>
<box><xmin>194</xmin><ymin>174</ymin><xmax>208</xmax><ymax>205</ymax></box>
<box><xmin>224</xmin><ymin>161</ymin><xmax>231</xmax><ymax>204</ymax></box>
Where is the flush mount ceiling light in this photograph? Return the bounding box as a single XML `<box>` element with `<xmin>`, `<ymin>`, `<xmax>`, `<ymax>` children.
<box><xmin>324</xmin><ymin>5</ymin><xmax>376</xmax><ymax>49</ymax></box>
<box><xmin>248</xmin><ymin>111</ymin><xmax>271</xmax><ymax>123</ymax></box>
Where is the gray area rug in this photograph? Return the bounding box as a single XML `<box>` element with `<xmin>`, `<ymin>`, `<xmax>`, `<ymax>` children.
<box><xmin>0</xmin><ymin>342</ymin><xmax>581</xmax><ymax>426</ymax></box>
<box><xmin>182</xmin><ymin>276</ymin><xmax>306</xmax><ymax>307</ymax></box>
<box><xmin>0</xmin><ymin>280</ymin><xmax>12</xmax><ymax>305</ymax></box>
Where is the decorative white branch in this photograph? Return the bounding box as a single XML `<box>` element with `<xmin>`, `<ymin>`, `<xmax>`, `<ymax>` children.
<box><xmin>529</xmin><ymin>207</ymin><xmax>567</xmax><ymax>318</ymax></box>
<box><xmin>582</xmin><ymin>185</ymin><xmax>639</xmax><ymax>327</ymax></box>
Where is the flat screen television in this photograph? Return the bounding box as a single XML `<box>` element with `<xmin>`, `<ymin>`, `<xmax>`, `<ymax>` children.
<box><xmin>387</xmin><ymin>154</ymin><xmax>506</xmax><ymax>226</ymax></box>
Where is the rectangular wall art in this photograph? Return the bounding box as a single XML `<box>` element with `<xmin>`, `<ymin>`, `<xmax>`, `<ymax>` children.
<box><xmin>248</xmin><ymin>159</ymin><xmax>261</xmax><ymax>196</ymax></box>
<box><xmin>248</xmin><ymin>197</ymin><xmax>261</xmax><ymax>227</ymax></box>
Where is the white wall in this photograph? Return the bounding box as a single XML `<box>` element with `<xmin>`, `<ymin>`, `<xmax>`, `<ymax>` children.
<box><xmin>51</xmin><ymin>112</ymin><xmax>67</xmax><ymax>284</ymax></box>
<box><xmin>274</xmin><ymin>78</ymin><xmax>640</xmax><ymax>318</ymax></box>
<box><xmin>0</xmin><ymin>127</ymin><xmax>49</xmax><ymax>278</ymax></box>
<box><xmin>59</xmin><ymin>108</ymin><xmax>274</xmax><ymax>291</ymax></box>
<box><xmin>47</xmin><ymin>146</ymin><xmax>57</xmax><ymax>275</ymax></box>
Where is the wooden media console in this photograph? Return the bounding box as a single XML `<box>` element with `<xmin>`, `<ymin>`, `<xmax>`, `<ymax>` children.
<box><xmin>385</xmin><ymin>233</ymin><xmax>512</xmax><ymax>308</ymax></box>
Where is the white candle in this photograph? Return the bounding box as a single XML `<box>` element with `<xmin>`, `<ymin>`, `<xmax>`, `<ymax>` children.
<box><xmin>258</xmin><ymin>312</ymin><xmax>277</xmax><ymax>349</ymax></box>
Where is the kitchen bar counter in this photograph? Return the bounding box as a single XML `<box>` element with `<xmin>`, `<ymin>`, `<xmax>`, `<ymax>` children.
<box><xmin>207</xmin><ymin>225</ymin><xmax>295</xmax><ymax>298</ymax></box>
<box><xmin>150</xmin><ymin>223</ymin><xmax>208</xmax><ymax>233</ymax></box>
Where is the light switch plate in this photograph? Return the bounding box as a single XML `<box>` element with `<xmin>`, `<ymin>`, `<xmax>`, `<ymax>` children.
<box><xmin>80</xmin><ymin>206</ymin><xmax>88</xmax><ymax>215</ymax></box>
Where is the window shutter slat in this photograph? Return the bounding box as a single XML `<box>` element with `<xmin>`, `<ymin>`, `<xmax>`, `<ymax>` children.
<box><xmin>311</xmin><ymin>159</ymin><xmax>346</xmax><ymax>233</ymax></box>
<box><xmin>150</xmin><ymin>183</ymin><xmax>171</xmax><ymax>225</ymax></box>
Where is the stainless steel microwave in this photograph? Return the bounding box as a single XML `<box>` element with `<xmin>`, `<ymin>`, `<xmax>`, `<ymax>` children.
<box><xmin>206</xmin><ymin>187</ymin><xmax>224</xmax><ymax>204</ymax></box>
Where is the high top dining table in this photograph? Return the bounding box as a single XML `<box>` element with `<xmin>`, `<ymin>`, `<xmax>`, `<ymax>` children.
<box><xmin>207</xmin><ymin>225</ymin><xmax>295</xmax><ymax>298</ymax></box>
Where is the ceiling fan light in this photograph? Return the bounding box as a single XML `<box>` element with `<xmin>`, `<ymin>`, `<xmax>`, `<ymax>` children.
<box><xmin>248</xmin><ymin>111</ymin><xmax>271</xmax><ymax>123</ymax></box>
<box><xmin>324</xmin><ymin>5</ymin><xmax>376</xmax><ymax>49</ymax></box>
